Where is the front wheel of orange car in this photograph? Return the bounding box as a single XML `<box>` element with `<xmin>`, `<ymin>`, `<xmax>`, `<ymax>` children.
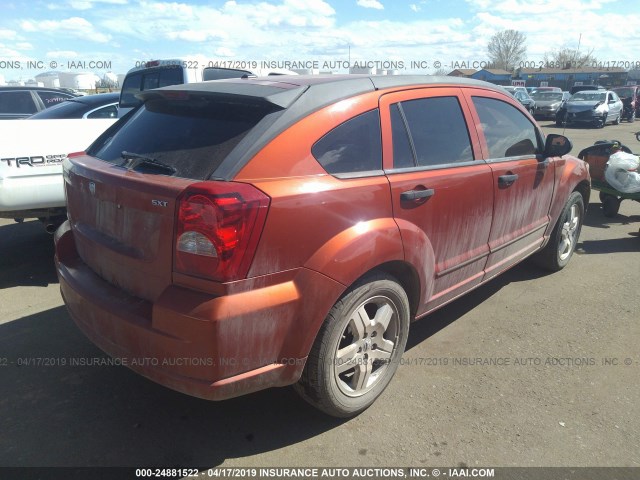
<box><xmin>534</xmin><ymin>191</ymin><xmax>584</xmax><ymax>272</ymax></box>
<box><xmin>295</xmin><ymin>273</ymin><xmax>410</xmax><ymax>417</ymax></box>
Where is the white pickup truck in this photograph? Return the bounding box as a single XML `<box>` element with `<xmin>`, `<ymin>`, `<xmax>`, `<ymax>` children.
<box><xmin>0</xmin><ymin>119</ymin><xmax>116</xmax><ymax>232</ymax></box>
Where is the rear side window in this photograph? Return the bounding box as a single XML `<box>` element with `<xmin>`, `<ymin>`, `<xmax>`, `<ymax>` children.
<box><xmin>396</xmin><ymin>97</ymin><xmax>473</xmax><ymax>167</ymax></box>
<box><xmin>88</xmin><ymin>95</ymin><xmax>279</xmax><ymax>180</ymax></box>
<box><xmin>86</xmin><ymin>104</ymin><xmax>118</xmax><ymax>119</ymax></box>
<box><xmin>311</xmin><ymin>109</ymin><xmax>382</xmax><ymax>175</ymax></box>
<box><xmin>0</xmin><ymin>91</ymin><xmax>37</xmax><ymax>114</ymax></box>
<box><xmin>120</xmin><ymin>67</ymin><xmax>185</xmax><ymax>108</ymax></box>
<box><xmin>472</xmin><ymin>97</ymin><xmax>540</xmax><ymax>158</ymax></box>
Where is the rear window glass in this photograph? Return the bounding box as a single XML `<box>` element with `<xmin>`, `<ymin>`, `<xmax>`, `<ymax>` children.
<box><xmin>88</xmin><ymin>95</ymin><xmax>279</xmax><ymax>180</ymax></box>
<box><xmin>120</xmin><ymin>67</ymin><xmax>184</xmax><ymax>108</ymax></box>
<box><xmin>311</xmin><ymin>109</ymin><xmax>382</xmax><ymax>175</ymax></box>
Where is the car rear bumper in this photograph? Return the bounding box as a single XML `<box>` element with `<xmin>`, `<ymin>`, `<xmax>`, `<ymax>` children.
<box><xmin>54</xmin><ymin>221</ymin><xmax>345</xmax><ymax>401</ymax></box>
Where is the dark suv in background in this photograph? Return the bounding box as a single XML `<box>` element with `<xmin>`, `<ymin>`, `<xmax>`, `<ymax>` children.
<box><xmin>612</xmin><ymin>85</ymin><xmax>640</xmax><ymax>122</ymax></box>
<box><xmin>0</xmin><ymin>86</ymin><xmax>78</xmax><ymax>119</ymax></box>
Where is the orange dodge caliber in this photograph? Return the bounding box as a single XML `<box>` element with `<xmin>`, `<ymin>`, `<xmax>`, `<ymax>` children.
<box><xmin>55</xmin><ymin>75</ymin><xmax>590</xmax><ymax>417</ymax></box>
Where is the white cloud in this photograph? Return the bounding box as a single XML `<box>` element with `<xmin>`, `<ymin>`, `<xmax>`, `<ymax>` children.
<box><xmin>0</xmin><ymin>29</ymin><xmax>17</xmax><ymax>40</ymax></box>
<box><xmin>215</xmin><ymin>47</ymin><xmax>235</xmax><ymax>57</ymax></box>
<box><xmin>48</xmin><ymin>0</ymin><xmax>127</xmax><ymax>10</ymax></box>
<box><xmin>101</xmin><ymin>0</ymin><xmax>336</xmax><ymax>47</ymax></box>
<box><xmin>21</xmin><ymin>17</ymin><xmax>112</xmax><ymax>43</ymax></box>
<box><xmin>466</xmin><ymin>0</ymin><xmax>618</xmax><ymax>14</ymax></box>
<box><xmin>46</xmin><ymin>50</ymin><xmax>79</xmax><ymax>58</ymax></box>
<box><xmin>357</xmin><ymin>0</ymin><xmax>384</xmax><ymax>9</ymax></box>
<box><xmin>69</xmin><ymin>1</ymin><xmax>92</xmax><ymax>9</ymax></box>
<box><xmin>9</xmin><ymin>0</ymin><xmax>640</xmax><ymax>78</ymax></box>
<box><xmin>0</xmin><ymin>43</ymin><xmax>33</xmax><ymax>60</ymax></box>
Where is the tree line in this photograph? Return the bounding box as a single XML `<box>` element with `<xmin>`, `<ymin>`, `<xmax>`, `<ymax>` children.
<box><xmin>486</xmin><ymin>29</ymin><xmax>597</xmax><ymax>72</ymax></box>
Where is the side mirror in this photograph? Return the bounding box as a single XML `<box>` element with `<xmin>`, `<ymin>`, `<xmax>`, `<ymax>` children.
<box><xmin>544</xmin><ymin>134</ymin><xmax>573</xmax><ymax>157</ymax></box>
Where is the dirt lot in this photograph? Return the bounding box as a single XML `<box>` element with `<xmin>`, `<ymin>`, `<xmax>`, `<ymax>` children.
<box><xmin>0</xmin><ymin>120</ymin><xmax>638</xmax><ymax>471</ymax></box>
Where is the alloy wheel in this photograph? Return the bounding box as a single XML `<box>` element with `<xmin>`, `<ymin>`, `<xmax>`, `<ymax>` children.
<box><xmin>559</xmin><ymin>203</ymin><xmax>580</xmax><ymax>261</ymax></box>
<box><xmin>333</xmin><ymin>295</ymin><xmax>400</xmax><ymax>397</ymax></box>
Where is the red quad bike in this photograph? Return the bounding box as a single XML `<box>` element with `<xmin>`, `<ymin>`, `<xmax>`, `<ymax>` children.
<box><xmin>578</xmin><ymin>135</ymin><xmax>640</xmax><ymax>217</ymax></box>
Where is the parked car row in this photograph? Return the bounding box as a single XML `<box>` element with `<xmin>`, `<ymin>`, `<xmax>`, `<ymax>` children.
<box><xmin>0</xmin><ymin>86</ymin><xmax>79</xmax><ymax>119</ymax></box>
<box><xmin>504</xmin><ymin>83</ymin><xmax>639</xmax><ymax>129</ymax></box>
<box><xmin>0</xmin><ymin>91</ymin><xmax>120</xmax><ymax>230</ymax></box>
<box><xmin>0</xmin><ymin>87</ymin><xmax>118</xmax><ymax>120</ymax></box>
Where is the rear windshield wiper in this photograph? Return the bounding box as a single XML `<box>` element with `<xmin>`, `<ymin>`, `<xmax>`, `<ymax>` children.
<box><xmin>120</xmin><ymin>151</ymin><xmax>176</xmax><ymax>175</ymax></box>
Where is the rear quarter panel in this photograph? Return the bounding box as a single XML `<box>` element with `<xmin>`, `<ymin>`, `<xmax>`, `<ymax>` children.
<box><xmin>236</xmin><ymin>90</ymin><xmax>406</xmax><ymax>285</ymax></box>
<box><xmin>545</xmin><ymin>154</ymin><xmax>590</xmax><ymax>239</ymax></box>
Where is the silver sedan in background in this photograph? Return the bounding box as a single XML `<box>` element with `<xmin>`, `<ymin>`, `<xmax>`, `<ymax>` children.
<box><xmin>531</xmin><ymin>91</ymin><xmax>570</xmax><ymax>120</ymax></box>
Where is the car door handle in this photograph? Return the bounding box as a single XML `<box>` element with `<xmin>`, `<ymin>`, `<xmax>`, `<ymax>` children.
<box><xmin>498</xmin><ymin>174</ymin><xmax>519</xmax><ymax>187</ymax></box>
<box><xmin>400</xmin><ymin>188</ymin><xmax>435</xmax><ymax>202</ymax></box>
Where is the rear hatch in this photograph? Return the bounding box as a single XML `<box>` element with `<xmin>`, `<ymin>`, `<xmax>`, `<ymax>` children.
<box><xmin>64</xmin><ymin>88</ymin><xmax>290</xmax><ymax>301</ymax></box>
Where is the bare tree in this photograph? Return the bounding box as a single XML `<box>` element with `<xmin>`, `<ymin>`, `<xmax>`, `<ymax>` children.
<box><xmin>543</xmin><ymin>48</ymin><xmax>597</xmax><ymax>69</ymax></box>
<box><xmin>487</xmin><ymin>29</ymin><xmax>527</xmax><ymax>72</ymax></box>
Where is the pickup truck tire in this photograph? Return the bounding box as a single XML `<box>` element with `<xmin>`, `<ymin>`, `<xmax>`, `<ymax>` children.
<box><xmin>295</xmin><ymin>273</ymin><xmax>410</xmax><ymax>418</ymax></box>
<box><xmin>534</xmin><ymin>192</ymin><xmax>584</xmax><ymax>272</ymax></box>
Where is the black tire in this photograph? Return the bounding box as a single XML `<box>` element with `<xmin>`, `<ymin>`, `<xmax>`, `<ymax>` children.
<box><xmin>599</xmin><ymin>191</ymin><xmax>607</xmax><ymax>203</ymax></box>
<box><xmin>613</xmin><ymin>113</ymin><xmax>620</xmax><ymax>125</ymax></box>
<box><xmin>534</xmin><ymin>192</ymin><xmax>584</xmax><ymax>272</ymax></box>
<box><xmin>295</xmin><ymin>273</ymin><xmax>410</xmax><ymax>417</ymax></box>
<box><xmin>602</xmin><ymin>195</ymin><xmax>620</xmax><ymax>217</ymax></box>
<box><xmin>598</xmin><ymin>114</ymin><xmax>607</xmax><ymax>128</ymax></box>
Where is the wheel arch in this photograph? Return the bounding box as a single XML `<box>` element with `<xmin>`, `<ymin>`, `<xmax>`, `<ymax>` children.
<box><xmin>574</xmin><ymin>180</ymin><xmax>591</xmax><ymax>211</ymax></box>
<box><xmin>349</xmin><ymin>260</ymin><xmax>421</xmax><ymax>320</ymax></box>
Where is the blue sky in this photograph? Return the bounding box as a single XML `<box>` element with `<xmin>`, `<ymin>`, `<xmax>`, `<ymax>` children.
<box><xmin>1</xmin><ymin>0</ymin><xmax>639</xmax><ymax>82</ymax></box>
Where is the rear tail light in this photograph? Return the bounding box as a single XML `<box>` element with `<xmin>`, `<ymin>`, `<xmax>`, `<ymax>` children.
<box><xmin>174</xmin><ymin>181</ymin><xmax>270</xmax><ymax>282</ymax></box>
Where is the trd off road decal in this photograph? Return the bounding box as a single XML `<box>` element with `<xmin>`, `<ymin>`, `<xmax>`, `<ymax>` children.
<box><xmin>0</xmin><ymin>154</ymin><xmax>67</xmax><ymax>168</ymax></box>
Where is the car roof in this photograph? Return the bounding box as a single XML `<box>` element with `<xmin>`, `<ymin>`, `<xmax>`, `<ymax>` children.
<box><xmin>138</xmin><ymin>75</ymin><xmax>508</xmax><ymax>180</ymax></box>
<box><xmin>140</xmin><ymin>74</ymin><xmax>506</xmax><ymax>109</ymax></box>
<box><xmin>68</xmin><ymin>92</ymin><xmax>120</xmax><ymax>105</ymax></box>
